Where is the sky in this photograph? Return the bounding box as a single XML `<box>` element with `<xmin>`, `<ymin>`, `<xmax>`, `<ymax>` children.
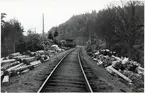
<box><xmin>0</xmin><ymin>0</ymin><xmax>131</xmax><ymax>35</ymax></box>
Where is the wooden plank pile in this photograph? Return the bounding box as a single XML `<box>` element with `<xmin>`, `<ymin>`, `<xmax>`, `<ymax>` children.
<box><xmin>106</xmin><ymin>65</ymin><xmax>132</xmax><ymax>83</ymax></box>
<box><xmin>1</xmin><ymin>59</ymin><xmax>16</xmax><ymax>65</ymax></box>
<box><xmin>1</xmin><ymin>50</ymin><xmax>50</xmax><ymax>86</ymax></box>
<box><xmin>1</xmin><ymin>45</ymin><xmax>65</xmax><ymax>86</ymax></box>
<box><xmin>92</xmin><ymin>49</ymin><xmax>144</xmax><ymax>85</ymax></box>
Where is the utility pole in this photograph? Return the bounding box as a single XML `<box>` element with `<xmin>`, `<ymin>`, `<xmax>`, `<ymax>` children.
<box><xmin>42</xmin><ymin>13</ymin><xmax>46</xmax><ymax>53</ymax></box>
<box><xmin>34</xmin><ymin>27</ymin><xmax>36</xmax><ymax>33</ymax></box>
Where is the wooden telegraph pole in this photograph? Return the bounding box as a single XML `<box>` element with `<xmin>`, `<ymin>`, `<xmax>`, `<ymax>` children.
<box><xmin>42</xmin><ymin>13</ymin><xmax>46</xmax><ymax>53</ymax></box>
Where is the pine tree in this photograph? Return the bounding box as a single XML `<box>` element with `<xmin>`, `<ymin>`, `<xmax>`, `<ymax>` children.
<box><xmin>54</xmin><ymin>30</ymin><xmax>58</xmax><ymax>37</ymax></box>
<box><xmin>48</xmin><ymin>32</ymin><xmax>54</xmax><ymax>40</ymax></box>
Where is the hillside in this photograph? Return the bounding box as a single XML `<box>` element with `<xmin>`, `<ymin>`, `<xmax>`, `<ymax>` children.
<box><xmin>48</xmin><ymin>11</ymin><xmax>97</xmax><ymax>45</ymax></box>
<box><xmin>48</xmin><ymin>1</ymin><xmax>144</xmax><ymax>65</ymax></box>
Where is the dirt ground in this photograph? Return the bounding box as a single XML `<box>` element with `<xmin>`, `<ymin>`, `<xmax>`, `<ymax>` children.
<box><xmin>1</xmin><ymin>49</ymin><xmax>72</xmax><ymax>92</ymax></box>
<box><xmin>80</xmin><ymin>47</ymin><xmax>132</xmax><ymax>92</ymax></box>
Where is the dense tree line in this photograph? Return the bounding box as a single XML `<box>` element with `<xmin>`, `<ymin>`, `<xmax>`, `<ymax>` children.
<box><xmin>1</xmin><ymin>14</ymin><xmax>46</xmax><ymax>57</ymax></box>
<box><xmin>92</xmin><ymin>1</ymin><xmax>144</xmax><ymax>65</ymax></box>
<box><xmin>15</xmin><ymin>30</ymin><xmax>45</xmax><ymax>53</ymax></box>
<box><xmin>1</xmin><ymin>13</ymin><xmax>24</xmax><ymax>56</ymax></box>
<box><xmin>1</xmin><ymin>1</ymin><xmax>144</xmax><ymax>65</ymax></box>
<box><xmin>48</xmin><ymin>1</ymin><xmax>144</xmax><ymax>65</ymax></box>
<box><xmin>48</xmin><ymin>12</ymin><xmax>97</xmax><ymax>45</ymax></box>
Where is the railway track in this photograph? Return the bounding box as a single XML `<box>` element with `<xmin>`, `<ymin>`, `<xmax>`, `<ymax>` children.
<box><xmin>37</xmin><ymin>47</ymin><xmax>93</xmax><ymax>92</ymax></box>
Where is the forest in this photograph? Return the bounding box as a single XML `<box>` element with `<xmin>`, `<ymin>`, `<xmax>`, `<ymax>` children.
<box><xmin>48</xmin><ymin>1</ymin><xmax>144</xmax><ymax>66</ymax></box>
<box><xmin>1</xmin><ymin>14</ymin><xmax>49</xmax><ymax>57</ymax></box>
<box><xmin>1</xmin><ymin>1</ymin><xmax>144</xmax><ymax>66</ymax></box>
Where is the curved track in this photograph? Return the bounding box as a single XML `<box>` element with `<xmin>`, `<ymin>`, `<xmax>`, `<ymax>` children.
<box><xmin>37</xmin><ymin>47</ymin><xmax>93</xmax><ymax>92</ymax></box>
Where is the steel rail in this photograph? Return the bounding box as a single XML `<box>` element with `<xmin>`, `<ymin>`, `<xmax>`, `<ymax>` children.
<box><xmin>37</xmin><ymin>48</ymin><xmax>76</xmax><ymax>93</ymax></box>
<box><xmin>78</xmin><ymin>49</ymin><xmax>93</xmax><ymax>93</ymax></box>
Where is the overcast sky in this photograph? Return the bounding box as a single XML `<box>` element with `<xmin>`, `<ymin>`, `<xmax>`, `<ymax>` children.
<box><xmin>0</xmin><ymin>0</ymin><xmax>130</xmax><ymax>35</ymax></box>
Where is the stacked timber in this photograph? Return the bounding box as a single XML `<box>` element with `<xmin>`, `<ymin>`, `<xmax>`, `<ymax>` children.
<box><xmin>10</xmin><ymin>65</ymin><xmax>35</xmax><ymax>76</ymax></box>
<box><xmin>13</xmin><ymin>55</ymin><xmax>29</xmax><ymax>59</ymax></box>
<box><xmin>22</xmin><ymin>57</ymin><xmax>36</xmax><ymax>65</ymax></box>
<box><xmin>106</xmin><ymin>66</ymin><xmax>132</xmax><ymax>83</ymax></box>
<box><xmin>1</xmin><ymin>54</ymin><xmax>35</xmax><ymax>85</ymax></box>
<box><xmin>1</xmin><ymin>47</ymin><xmax>65</xmax><ymax>85</ymax></box>
<box><xmin>30</xmin><ymin>60</ymin><xmax>41</xmax><ymax>66</ymax></box>
<box><xmin>8</xmin><ymin>52</ymin><xmax>21</xmax><ymax>59</ymax></box>
<box><xmin>1</xmin><ymin>61</ymin><xmax>20</xmax><ymax>71</ymax></box>
<box><xmin>7</xmin><ymin>63</ymin><xmax>24</xmax><ymax>72</ymax></box>
<box><xmin>91</xmin><ymin>48</ymin><xmax>144</xmax><ymax>86</ymax></box>
<box><xmin>1</xmin><ymin>59</ymin><xmax>16</xmax><ymax>65</ymax></box>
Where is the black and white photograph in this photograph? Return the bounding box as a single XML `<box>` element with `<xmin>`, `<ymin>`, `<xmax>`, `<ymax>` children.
<box><xmin>1</xmin><ymin>0</ymin><xmax>144</xmax><ymax>92</ymax></box>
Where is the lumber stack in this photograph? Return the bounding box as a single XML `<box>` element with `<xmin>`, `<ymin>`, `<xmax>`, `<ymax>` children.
<box><xmin>30</xmin><ymin>60</ymin><xmax>41</xmax><ymax>66</ymax></box>
<box><xmin>10</xmin><ymin>65</ymin><xmax>35</xmax><ymax>76</ymax></box>
<box><xmin>106</xmin><ymin>66</ymin><xmax>132</xmax><ymax>83</ymax></box>
<box><xmin>8</xmin><ymin>52</ymin><xmax>21</xmax><ymax>59</ymax></box>
<box><xmin>1</xmin><ymin>59</ymin><xmax>16</xmax><ymax>65</ymax></box>
<box><xmin>91</xmin><ymin>48</ymin><xmax>144</xmax><ymax>86</ymax></box>
<box><xmin>1</xmin><ymin>47</ymin><xmax>65</xmax><ymax>85</ymax></box>
<box><xmin>1</xmin><ymin>50</ymin><xmax>52</xmax><ymax>85</ymax></box>
<box><xmin>13</xmin><ymin>55</ymin><xmax>29</xmax><ymax>59</ymax></box>
<box><xmin>22</xmin><ymin>57</ymin><xmax>36</xmax><ymax>65</ymax></box>
<box><xmin>7</xmin><ymin>63</ymin><xmax>24</xmax><ymax>72</ymax></box>
<box><xmin>1</xmin><ymin>61</ymin><xmax>20</xmax><ymax>71</ymax></box>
